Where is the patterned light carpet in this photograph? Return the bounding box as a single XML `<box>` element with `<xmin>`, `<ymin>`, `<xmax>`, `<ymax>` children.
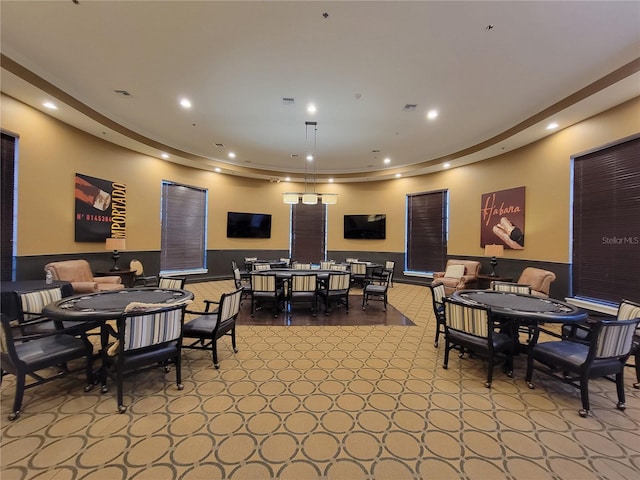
<box><xmin>1</xmin><ymin>281</ymin><xmax>639</xmax><ymax>480</ymax></box>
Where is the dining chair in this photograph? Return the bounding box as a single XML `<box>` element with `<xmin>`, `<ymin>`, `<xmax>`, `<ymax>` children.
<box><xmin>293</xmin><ymin>262</ymin><xmax>311</xmax><ymax>270</ymax></box>
<box><xmin>287</xmin><ymin>274</ymin><xmax>319</xmax><ymax>316</ymax></box>
<box><xmin>375</xmin><ymin>260</ymin><xmax>395</xmax><ymax>287</ymax></box>
<box><xmin>253</xmin><ymin>263</ymin><xmax>271</xmax><ymax>271</ymax></box>
<box><xmin>250</xmin><ymin>273</ymin><xmax>284</xmax><ymax>317</ymax></box>
<box><xmin>330</xmin><ymin>264</ymin><xmax>348</xmax><ymax>271</ymax></box>
<box><xmin>14</xmin><ymin>286</ymin><xmax>65</xmax><ymax>334</ymax></box>
<box><xmin>490</xmin><ymin>281</ymin><xmax>534</xmax><ymax>345</ymax></box>
<box><xmin>350</xmin><ymin>262</ymin><xmax>367</xmax><ymax>287</ymax></box>
<box><xmin>442</xmin><ymin>297</ymin><xmax>515</xmax><ymax>388</ymax></box>
<box><xmin>99</xmin><ymin>303</ymin><xmax>187</xmax><ymax>413</ymax></box>
<box><xmin>129</xmin><ymin>259</ymin><xmax>158</xmax><ymax>286</ymax></box>
<box><xmin>158</xmin><ymin>277</ymin><xmax>186</xmax><ymax>289</ymax></box>
<box><xmin>183</xmin><ymin>288</ymin><xmax>243</xmax><ymax>368</ymax></box>
<box><xmin>428</xmin><ymin>283</ymin><xmax>446</xmax><ymax>347</ymax></box>
<box><xmin>320</xmin><ymin>261</ymin><xmax>334</xmax><ymax>270</ymax></box>
<box><xmin>526</xmin><ymin>316</ymin><xmax>640</xmax><ymax>417</ymax></box>
<box><xmin>1</xmin><ymin>313</ymin><xmax>94</xmax><ymax>420</ymax></box>
<box><xmin>318</xmin><ymin>272</ymin><xmax>351</xmax><ymax>315</ymax></box>
<box><xmin>362</xmin><ymin>271</ymin><xmax>391</xmax><ymax>311</ymax></box>
<box><xmin>233</xmin><ymin>267</ymin><xmax>252</xmax><ymax>300</ymax></box>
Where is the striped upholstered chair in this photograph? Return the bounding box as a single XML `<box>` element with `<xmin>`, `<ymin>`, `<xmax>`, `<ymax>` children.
<box><xmin>158</xmin><ymin>277</ymin><xmax>186</xmax><ymax>289</ymax></box>
<box><xmin>526</xmin><ymin>312</ymin><xmax>640</xmax><ymax>417</ymax></box>
<box><xmin>442</xmin><ymin>297</ymin><xmax>515</xmax><ymax>388</ymax></box>
<box><xmin>100</xmin><ymin>303</ymin><xmax>187</xmax><ymax>413</ymax></box>
<box><xmin>183</xmin><ymin>288</ymin><xmax>243</xmax><ymax>368</ymax></box>
<box><xmin>287</xmin><ymin>274</ymin><xmax>319</xmax><ymax>316</ymax></box>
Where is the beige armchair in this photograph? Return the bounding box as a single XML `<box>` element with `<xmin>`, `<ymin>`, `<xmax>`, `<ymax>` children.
<box><xmin>517</xmin><ymin>267</ymin><xmax>556</xmax><ymax>297</ymax></box>
<box><xmin>432</xmin><ymin>259</ymin><xmax>481</xmax><ymax>295</ymax></box>
<box><xmin>45</xmin><ymin>259</ymin><xmax>124</xmax><ymax>294</ymax></box>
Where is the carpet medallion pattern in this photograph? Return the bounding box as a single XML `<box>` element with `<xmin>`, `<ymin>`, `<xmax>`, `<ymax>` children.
<box><xmin>1</xmin><ymin>281</ymin><xmax>639</xmax><ymax>480</ymax></box>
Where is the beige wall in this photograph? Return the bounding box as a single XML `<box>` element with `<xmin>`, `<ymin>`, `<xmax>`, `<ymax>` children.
<box><xmin>3</xmin><ymin>93</ymin><xmax>639</xmax><ymax>263</ymax></box>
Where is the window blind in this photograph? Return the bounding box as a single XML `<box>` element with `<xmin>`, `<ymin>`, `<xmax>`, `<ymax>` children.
<box><xmin>407</xmin><ymin>190</ymin><xmax>447</xmax><ymax>273</ymax></box>
<box><xmin>160</xmin><ymin>181</ymin><xmax>207</xmax><ymax>274</ymax></box>
<box><xmin>291</xmin><ymin>201</ymin><xmax>326</xmax><ymax>263</ymax></box>
<box><xmin>572</xmin><ymin>136</ymin><xmax>639</xmax><ymax>304</ymax></box>
<box><xmin>1</xmin><ymin>133</ymin><xmax>16</xmax><ymax>281</ymax></box>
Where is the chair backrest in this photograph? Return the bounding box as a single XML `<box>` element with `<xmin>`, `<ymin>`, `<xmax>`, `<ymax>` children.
<box><xmin>253</xmin><ymin>263</ymin><xmax>271</xmax><ymax>271</ymax></box>
<box><xmin>16</xmin><ymin>287</ymin><xmax>63</xmax><ymax>321</ymax></box>
<box><xmin>119</xmin><ymin>304</ymin><xmax>185</xmax><ymax>352</ymax></box>
<box><xmin>345</xmin><ymin>258</ymin><xmax>358</xmax><ymax>263</ymax></box>
<box><xmin>490</xmin><ymin>281</ymin><xmax>532</xmax><ymax>295</ymax></box>
<box><xmin>279</xmin><ymin>258</ymin><xmax>291</xmax><ymax>266</ymax></box>
<box><xmin>233</xmin><ymin>268</ymin><xmax>243</xmax><ymax>288</ymax></box>
<box><xmin>517</xmin><ymin>267</ymin><xmax>556</xmax><ymax>296</ymax></box>
<box><xmin>291</xmin><ymin>274</ymin><xmax>317</xmax><ymax>293</ymax></box>
<box><xmin>231</xmin><ymin>260</ymin><xmax>238</xmax><ymax>271</ymax></box>
<box><xmin>429</xmin><ymin>283</ymin><xmax>446</xmax><ymax>309</ymax></box>
<box><xmin>444</xmin><ymin>298</ymin><xmax>491</xmax><ymax>339</ymax></box>
<box><xmin>218</xmin><ymin>288</ymin><xmax>243</xmax><ymax>324</ymax></box>
<box><xmin>618</xmin><ymin>299</ymin><xmax>640</xmax><ymax>322</ymax></box>
<box><xmin>0</xmin><ymin>314</ymin><xmax>16</xmax><ymax>358</ymax></box>
<box><xmin>590</xmin><ymin>318</ymin><xmax>640</xmax><ymax>360</ymax></box>
<box><xmin>320</xmin><ymin>261</ymin><xmax>334</xmax><ymax>270</ymax></box>
<box><xmin>293</xmin><ymin>263</ymin><xmax>311</xmax><ymax>270</ymax></box>
<box><xmin>251</xmin><ymin>274</ymin><xmax>276</xmax><ymax>292</ymax></box>
<box><xmin>351</xmin><ymin>262</ymin><xmax>367</xmax><ymax>275</ymax></box>
<box><xmin>327</xmin><ymin>272</ymin><xmax>351</xmax><ymax>290</ymax></box>
<box><xmin>384</xmin><ymin>260</ymin><xmax>395</xmax><ymax>270</ymax></box>
<box><xmin>330</xmin><ymin>264</ymin><xmax>348</xmax><ymax>271</ymax></box>
<box><xmin>245</xmin><ymin>257</ymin><xmax>258</xmax><ymax>263</ymax></box>
<box><xmin>159</xmin><ymin>277</ymin><xmax>186</xmax><ymax>289</ymax></box>
<box><xmin>130</xmin><ymin>259</ymin><xmax>144</xmax><ymax>275</ymax></box>
<box><xmin>443</xmin><ymin>259</ymin><xmax>481</xmax><ymax>278</ymax></box>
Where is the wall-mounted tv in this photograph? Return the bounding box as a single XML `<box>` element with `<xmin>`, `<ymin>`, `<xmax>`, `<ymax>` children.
<box><xmin>344</xmin><ymin>214</ymin><xmax>386</xmax><ymax>239</ymax></box>
<box><xmin>227</xmin><ymin>212</ymin><xmax>272</xmax><ymax>238</ymax></box>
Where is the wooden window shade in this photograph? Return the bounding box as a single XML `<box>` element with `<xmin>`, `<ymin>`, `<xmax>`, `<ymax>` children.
<box><xmin>160</xmin><ymin>181</ymin><xmax>207</xmax><ymax>274</ymax></box>
<box><xmin>407</xmin><ymin>190</ymin><xmax>448</xmax><ymax>273</ymax></box>
<box><xmin>572</xmin><ymin>136</ymin><xmax>640</xmax><ymax>304</ymax></box>
<box><xmin>291</xmin><ymin>202</ymin><xmax>326</xmax><ymax>264</ymax></box>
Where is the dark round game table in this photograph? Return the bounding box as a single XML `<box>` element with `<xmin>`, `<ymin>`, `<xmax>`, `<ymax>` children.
<box><xmin>43</xmin><ymin>287</ymin><xmax>194</xmax><ymax>322</ymax></box>
<box><xmin>450</xmin><ymin>289</ymin><xmax>588</xmax><ymax>324</ymax></box>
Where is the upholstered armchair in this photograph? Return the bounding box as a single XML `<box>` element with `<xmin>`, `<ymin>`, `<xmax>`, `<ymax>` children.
<box><xmin>432</xmin><ymin>259</ymin><xmax>481</xmax><ymax>295</ymax></box>
<box><xmin>45</xmin><ymin>259</ymin><xmax>123</xmax><ymax>294</ymax></box>
<box><xmin>517</xmin><ymin>267</ymin><xmax>556</xmax><ymax>297</ymax></box>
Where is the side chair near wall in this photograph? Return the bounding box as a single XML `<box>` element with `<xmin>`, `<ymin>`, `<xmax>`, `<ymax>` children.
<box><xmin>129</xmin><ymin>259</ymin><xmax>158</xmax><ymax>286</ymax></box>
<box><xmin>1</xmin><ymin>313</ymin><xmax>94</xmax><ymax>420</ymax></box>
<box><xmin>526</xmin><ymin>315</ymin><xmax>640</xmax><ymax>417</ymax></box>
<box><xmin>183</xmin><ymin>288</ymin><xmax>243</xmax><ymax>369</ymax></box>
<box><xmin>99</xmin><ymin>303</ymin><xmax>187</xmax><ymax>413</ymax></box>
<box><xmin>428</xmin><ymin>283</ymin><xmax>446</xmax><ymax>347</ymax></box>
<box><xmin>442</xmin><ymin>297</ymin><xmax>516</xmax><ymax>388</ymax></box>
<box><xmin>45</xmin><ymin>259</ymin><xmax>123</xmax><ymax>294</ymax></box>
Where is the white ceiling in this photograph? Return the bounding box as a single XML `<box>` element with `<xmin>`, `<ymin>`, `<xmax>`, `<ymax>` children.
<box><xmin>2</xmin><ymin>1</ymin><xmax>639</xmax><ymax>183</ymax></box>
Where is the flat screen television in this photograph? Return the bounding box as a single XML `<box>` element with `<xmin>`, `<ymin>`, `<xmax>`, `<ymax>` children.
<box><xmin>344</xmin><ymin>214</ymin><xmax>386</xmax><ymax>239</ymax></box>
<box><xmin>227</xmin><ymin>212</ymin><xmax>272</xmax><ymax>238</ymax></box>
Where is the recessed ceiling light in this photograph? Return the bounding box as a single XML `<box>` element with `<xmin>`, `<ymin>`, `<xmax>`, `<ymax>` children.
<box><xmin>546</xmin><ymin>122</ymin><xmax>559</xmax><ymax>130</ymax></box>
<box><xmin>328</xmin><ymin>178</ymin><xmax>334</xmax><ymax>183</ymax></box>
<box><xmin>384</xmin><ymin>158</ymin><xmax>391</xmax><ymax>164</ymax></box>
<box><xmin>307</xmin><ymin>104</ymin><xmax>317</xmax><ymax>114</ymax></box>
<box><xmin>443</xmin><ymin>162</ymin><xmax>451</xmax><ymax>169</ymax></box>
<box><xmin>161</xmin><ymin>153</ymin><xmax>169</xmax><ymax>159</ymax></box>
<box><xmin>214</xmin><ymin>167</ymin><xmax>221</xmax><ymax>173</ymax></box>
<box><xmin>395</xmin><ymin>173</ymin><xmax>402</xmax><ymax>178</ymax></box>
<box><xmin>427</xmin><ymin>109</ymin><xmax>438</xmax><ymax>120</ymax></box>
<box><xmin>43</xmin><ymin>101</ymin><xmax>57</xmax><ymax>110</ymax></box>
<box><xmin>285</xmin><ymin>177</ymin><xmax>291</xmax><ymax>182</ymax></box>
<box><xmin>180</xmin><ymin>98</ymin><xmax>192</xmax><ymax>109</ymax></box>
<box><xmin>306</xmin><ymin>154</ymin><xmax>314</xmax><ymax>161</ymax></box>
<box><xmin>228</xmin><ymin>152</ymin><xmax>236</xmax><ymax>158</ymax></box>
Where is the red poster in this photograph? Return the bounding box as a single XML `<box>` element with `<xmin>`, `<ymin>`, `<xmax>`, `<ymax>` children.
<box><xmin>480</xmin><ymin>187</ymin><xmax>525</xmax><ymax>249</ymax></box>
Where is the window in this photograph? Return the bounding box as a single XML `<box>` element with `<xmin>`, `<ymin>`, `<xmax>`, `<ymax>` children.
<box><xmin>1</xmin><ymin>132</ymin><xmax>16</xmax><ymax>281</ymax></box>
<box><xmin>406</xmin><ymin>190</ymin><xmax>448</xmax><ymax>273</ymax></box>
<box><xmin>290</xmin><ymin>202</ymin><xmax>326</xmax><ymax>263</ymax></box>
<box><xmin>572</xmin><ymin>136</ymin><xmax>639</xmax><ymax>304</ymax></box>
<box><xmin>160</xmin><ymin>181</ymin><xmax>207</xmax><ymax>275</ymax></box>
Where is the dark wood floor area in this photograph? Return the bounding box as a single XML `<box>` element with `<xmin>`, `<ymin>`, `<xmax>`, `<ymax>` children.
<box><xmin>237</xmin><ymin>295</ymin><xmax>415</xmax><ymax>326</ymax></box>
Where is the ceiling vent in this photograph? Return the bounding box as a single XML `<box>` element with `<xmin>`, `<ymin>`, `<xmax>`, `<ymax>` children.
<box><xmin>114</xmin><ymin>90</ymin><xmax>131</xmax><ymax>96</ymax></box>
<box><xmin>214</xmin><ymin>143</ymin><xmax>224</xmax><ymax>148</ymax></box>
<box><xmin>402</xmin><ymin>104</ymin><xmax>417</xmax><ymax>111</ymax></box>
<box><xmin>282</xmin><ymin>97</ymin><xmax>295</xmax><ymax>104</ymax></box>
<box><xmin>290</xmin><ymin>154</ymin><xmax>299</xmax><ymax>158</ymax></box>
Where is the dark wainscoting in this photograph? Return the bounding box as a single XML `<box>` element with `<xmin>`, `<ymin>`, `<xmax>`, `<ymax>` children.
<box><xmin>15</xmin><ymin>251</ymin><xmax>570</xmax><ymax>299</ymax></box>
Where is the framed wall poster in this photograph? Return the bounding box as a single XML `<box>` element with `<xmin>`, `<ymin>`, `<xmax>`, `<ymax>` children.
<box><xmin>75</xmin><ymin>173</ymin><xmax>126</xmax><ymax>242</ymax></box>
<box><xmin>480</xmin><ymin>186</ymin><xmax>525</xmax><ymax>249</ymax></box>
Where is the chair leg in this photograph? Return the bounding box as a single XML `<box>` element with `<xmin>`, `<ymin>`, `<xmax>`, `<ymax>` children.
<box><xmin>634</xmin><ymin>352</ymin><xmax>640</xmax><ymax>389</ymax></box>
<box><xmin>175</xmin><ymin>353</ymin><xmax>183</xmax><ymax>390</ymax></box>
<box><xmin>443</xmin><ymin>341</ymin><xmax>450</xmax><ymax>369</ymax></box>
<box><xmin>486</xmin><ymin>359</ymin><xmax>494</xmax><ymax>388</ymax></box>
<box><xmin>231</xmin><ymin>327</ymin><xmax>238</xmax><ymax>353</ymax></box>
<box><xmin>578</xmin><ymin>373</ymin><xmax>590</xmax><ymax>417</ymax></box>
<box><xmin>615</xmin><ymin>371</ymin><xmax>626</xmax><ymax>411</ymax></box>
<box><xmin>9</xmin><ymin>372</ymin><xmax>26</xmax><ymax>420</ymax></box>
<box><xmin>117</xmin><ymin>366</ymin><xmax>126</xmax><ymax>414</ymax></box>
<box><xmin>212</xmin><ymin>336</ymin><xmax>220</xmax><ymax>369</ymax></box>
